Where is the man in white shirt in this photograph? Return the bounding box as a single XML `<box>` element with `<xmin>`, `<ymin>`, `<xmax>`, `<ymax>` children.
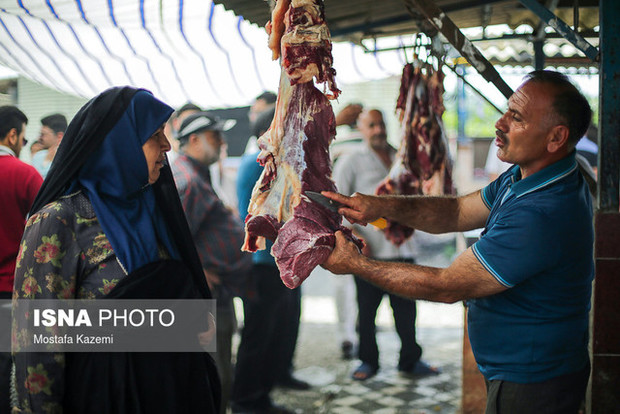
<box><xmin>31</xmin><ymin>114</ymin><xmax>66</xmax><ymax>178</ymax></box>
<box><xmin>332</xmin><ymin>109</ymin><xmax>438</xmax><ymax>381</ymax></box>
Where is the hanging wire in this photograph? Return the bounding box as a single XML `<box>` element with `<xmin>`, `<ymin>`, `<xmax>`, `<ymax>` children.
<box><xmin>358</xmin><ymin>31</ymin><xmax>446</xmax><ymax>74</ymax></box>
<box><xmin>398</xmin><ymin>35</ymin><xmax>409</xmax><ymax>64</ymax></box>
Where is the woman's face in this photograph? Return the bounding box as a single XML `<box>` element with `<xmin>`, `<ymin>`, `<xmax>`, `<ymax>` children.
<box><xmin>142</xmin><ymin>125</ymin><xmax>171</xmax><ymax>184</ymax></box>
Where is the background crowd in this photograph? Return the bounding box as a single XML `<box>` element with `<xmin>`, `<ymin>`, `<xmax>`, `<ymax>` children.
<box><xmin>0</xmin><ymin>70</ymin><xmax>598</xmax><ymax>413</ymax></box>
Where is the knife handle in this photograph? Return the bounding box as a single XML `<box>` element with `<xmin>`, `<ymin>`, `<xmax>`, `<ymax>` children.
<box><xmin>369</xmin><ymin>218</ymin><xmax>388</xmax><ymax>230</ymax></box>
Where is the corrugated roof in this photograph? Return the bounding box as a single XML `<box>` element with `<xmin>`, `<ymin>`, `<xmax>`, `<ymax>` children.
<box><xmin>475</xmin><ymin>36</ymin><xmax>600</xmax><ymax>68</ymax></box>
<box><xmin>213</xmin><ymin>0</ymin><xmax>599</xmax><ymax>42</ymax></box>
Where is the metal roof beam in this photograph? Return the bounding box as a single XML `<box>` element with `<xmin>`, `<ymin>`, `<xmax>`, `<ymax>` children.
<box><xmin>401</xmin><ymin>0</ymin><xmax>514</xmax><ymax>99</ymax></box>
<box><xmin>330</xmin><ymin>15</ymin><xmax>412</xmax><ymax>38</ymax></box>
<box><xmin>534</xmin><ymin>0</ymin><xmax>560</xmax><ymax>41</ymax></box>
<box><xmin>468</xmin><ymin>31</ymin><xmax>599</xmax><ymax>42</ymax></box>
<box><xmin>329</xmin><ymin>0</ymin><xmax>508</xmax><ymax>39</ymax></box>
<box><xmin>519</xmin><ymin>0</ymin><xmax>599</xmax><ymax>61</ymax></box>
<box><xmin>443</xmin><ymin>61</ymin><xmax>504</xmax><ymax>114</ymax></box>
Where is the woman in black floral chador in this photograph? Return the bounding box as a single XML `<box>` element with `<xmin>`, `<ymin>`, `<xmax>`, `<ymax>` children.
<box><xmin>12</xmin><ymin>87</ymin><xmax>220</xmax><ymax>413</ymax></box>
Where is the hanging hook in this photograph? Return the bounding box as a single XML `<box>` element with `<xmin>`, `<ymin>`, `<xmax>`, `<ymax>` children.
<box><xmin>412</xmin><ymin>33</ymin><xmax>419</xmax><ymax>65</ymax></box>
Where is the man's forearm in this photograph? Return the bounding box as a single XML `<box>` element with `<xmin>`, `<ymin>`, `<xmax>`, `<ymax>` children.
<box><xmin>353</xmin><ymin>256</ymin><xmax>456</xmax><ymax>303</ymax></box>
<box><xmin>325</xmin><ymin>190</ymin><xmax>487</xmax><ymax>235</ymax></box>
<box><xmin>324</xmin><ymin>227</ymin><xmax>505</xmax><ymax>303</ymax></box>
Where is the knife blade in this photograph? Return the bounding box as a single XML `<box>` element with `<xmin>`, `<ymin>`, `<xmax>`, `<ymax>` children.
<box><xmin>305</xmin><ymin>191</ymin><xmax>388</xmax><ymax>230</ymax></box>
<box><xmin>305</xmin><ymin>191</ymin><xmax>342</xmax><ymax>212</ymax></box>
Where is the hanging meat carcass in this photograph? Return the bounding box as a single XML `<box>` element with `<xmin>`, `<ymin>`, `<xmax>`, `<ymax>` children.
<box><xmin>242</xmin><ymin>0</ymin><xmax>361</xmax><ymax>289</ymax></box>
<box><xmin>376</xmin><ymin>62</ymin><xmax>455</xmax><ymax>245</ymax></box>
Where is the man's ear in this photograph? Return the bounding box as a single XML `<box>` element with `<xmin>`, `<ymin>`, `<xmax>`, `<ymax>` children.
<box><xmin>547</xmin><ymin>125</ymin><xmax>569</xmax><ymax>153</ymax></box>
<box><xmin>3</xmin><ymin>128</ymin><xmax>18</xmax><ymax>147</ymax></box>
<box><xmin>56</xmin><ymin>131</ymin><xmax>64</xmax><ymax>143</ymax></box>
<box><xmin>188</xmin><ymin>133</ymin><xmax>199</xmax><ymax>145</ymax></box>
<box><xmin>181</xmin><ymin>133</ymin><xmax>199</xmax><ymax>154</ymax></box>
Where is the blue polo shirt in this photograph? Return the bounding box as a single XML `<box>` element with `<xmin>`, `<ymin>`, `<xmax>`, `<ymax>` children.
<box><xmin>469</xmin><ymin>152</ymin><xmax>594</xmax><ymax>383</ymax></box>
<box><xmin>236</xmin><ymin>151</ymin><xmax>276</xmax><ymax>266</ymax></box>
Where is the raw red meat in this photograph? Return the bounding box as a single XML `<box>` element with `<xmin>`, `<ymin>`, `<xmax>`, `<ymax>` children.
<box><xmin>265</xmin><ymin>0</ymin><xmax>290</xmax><ymax>60</ymax></box>
<box><xmin>242</xmin><ymin>0</ymin><xmax>361</xmax><ymax>289</ymax></box>
<box><xmin>376</xmin><ymin>62</ymin><xmax>454</xmax><ymax>245</ymax></box>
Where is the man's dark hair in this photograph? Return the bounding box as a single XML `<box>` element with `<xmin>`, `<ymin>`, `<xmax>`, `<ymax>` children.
<box><xmin>524</xmin><ymin>70</ymin><xmax>591</xmax><ymax>146</ymax></box>
<box><xmin>252</xmin><ymin>107</ymin><xmax>275</xmax><ymax>138</ymax></box>
<box><xmin>40</xmin><ymin>113</ymin><xmax>67</xmax><ymax>134</ymax></box>
<box><xmin>255</xmin><ymin>91</ymin><xmax>277</xmax><ymax>105</ymax></box>
<box><xmin>0</xmin><ymin>105</ymin><xmax>28</xmax><ymax>139</ymax></box>
<box><xmin>176</xmin><ymin>102</ymin><xmax>201</xmax><ymax>116</ymax></box>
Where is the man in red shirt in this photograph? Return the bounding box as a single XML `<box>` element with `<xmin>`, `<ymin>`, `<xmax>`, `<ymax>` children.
<box><xmin>0</xmin><ymin>106</ymin><xmax>42</xmax><ymax>414</ymax></box>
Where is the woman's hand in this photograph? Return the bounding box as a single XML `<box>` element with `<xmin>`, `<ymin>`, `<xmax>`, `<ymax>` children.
<box><xmin>323</xmin><ymin>231</ymin><xmax>366</xmax><ymax>275</ymax></box>
<box><xmin>203</xmin><ymin>269</ymin><xmax>221</xmax><ymax>291</ymax></box>
<box><xmin>321</xmin><ymin>191</ymin><xmax>384</xmax><ymax>226</ymax></box>
<box><xmin>198</xmin><ymin>312</ymin><xmax>216</xmax><ymax>348</ymax></box>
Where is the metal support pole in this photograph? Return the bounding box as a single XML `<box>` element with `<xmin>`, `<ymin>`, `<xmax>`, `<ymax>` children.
<box><xmin>402</xmin><ymin>0</ymin><xmax>514</xmax><ymax>100</ymax></box>
<box><xmin>573</xmin><ymin>0</ymin><xmax>579</xmax><ymax>31</ymax></box>
<box><xmin>456</xmin><ymin>65</ymin><xmax>468</xmax><ymax>142</ymax></box>
<box><xmin>597</xmin><ymin>1</ymin><xmax>620</xmax><ymax>211</ymax></box>
<box><xmin>591</xmin><ymin>5</ymin><xmax>620</xmax><ymax>413</ymax></box>
<box><xmin>531</xmin><ymin>0</ymin><xmax>559</xmax><ymax>71</ymax></box>
<box><xmin>533</xmin><ymin>39</ymin><xmax>545</xmax><ymax>70</ymax></box>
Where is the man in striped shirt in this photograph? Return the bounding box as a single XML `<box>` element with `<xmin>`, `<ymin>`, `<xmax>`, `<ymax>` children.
<box><xmin>172</xmin><ymin>111</ymin><xmax>251</xmax><ymax>414</ymax></box>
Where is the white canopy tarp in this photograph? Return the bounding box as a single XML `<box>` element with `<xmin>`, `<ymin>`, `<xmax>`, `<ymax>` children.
<box><xmin>0</xmin><ymin>1</ymin><xmax>406</xmax><ymax>108</ymax></box>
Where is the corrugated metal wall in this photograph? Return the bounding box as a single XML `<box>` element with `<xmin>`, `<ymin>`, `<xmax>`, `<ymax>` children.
<box><xmin>16</xmin><ymin>76</ymin><xmax>87</xmax><ymax>163</ymax></box>
<box><xmin>0</xmin><ymin>93</ymin><xmax>13</xmax><ymax>107</ymax></box>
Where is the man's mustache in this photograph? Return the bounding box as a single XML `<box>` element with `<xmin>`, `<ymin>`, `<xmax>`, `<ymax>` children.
<box><xmin>496</xmin><ymin>130</ymin><xmax>508</xmax><ymax>141</ymax></box>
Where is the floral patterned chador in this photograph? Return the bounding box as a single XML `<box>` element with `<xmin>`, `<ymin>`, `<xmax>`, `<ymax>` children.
<box><xmin>12</xmin><ymin>190</ymin><xmax>171</xmax><ymax>411</ymax></box>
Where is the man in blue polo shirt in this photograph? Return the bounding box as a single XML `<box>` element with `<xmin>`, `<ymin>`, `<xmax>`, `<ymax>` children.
<box><xmin>321</xmin><ymin>70</ymin><xmax>593</xmax><ymax>414</ymax></box>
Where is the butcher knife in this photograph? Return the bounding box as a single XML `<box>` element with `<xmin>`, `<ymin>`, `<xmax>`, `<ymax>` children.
<box><xmin>305</xmin><ymin>191</ymin><xmax>388</xmax><ymax>230</ymax></box>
